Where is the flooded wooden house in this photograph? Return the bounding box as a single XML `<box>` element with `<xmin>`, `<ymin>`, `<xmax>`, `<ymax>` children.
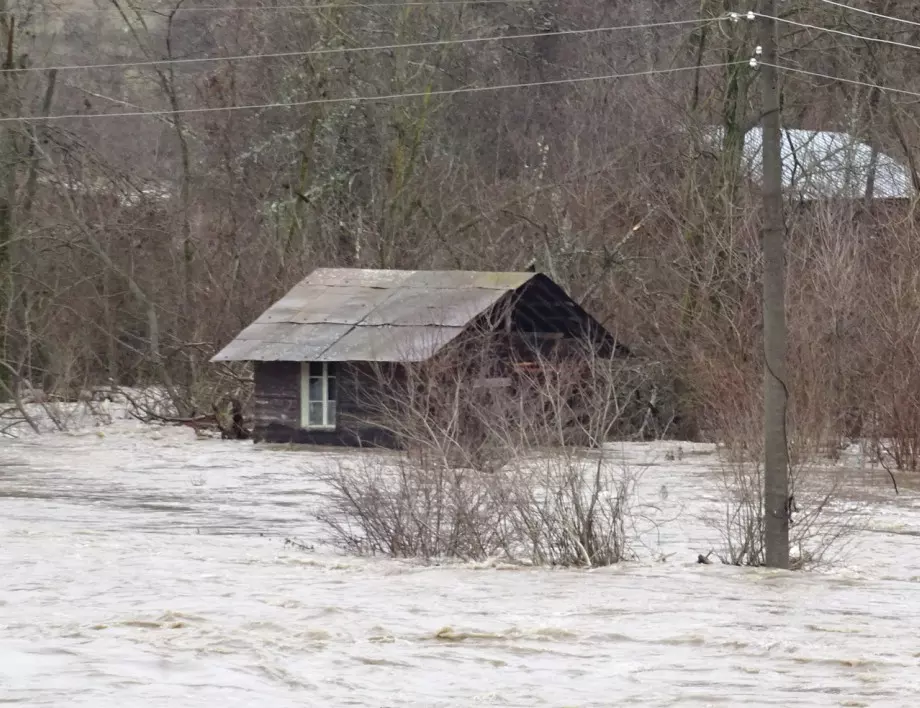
<box><xmin>211</xmin><ymin>268</ymin><xmax>627</xmax><ymax>447</ymax></box>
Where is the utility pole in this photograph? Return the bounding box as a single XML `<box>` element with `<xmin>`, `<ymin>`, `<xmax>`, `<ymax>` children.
<box><xmin>759</xmin><ymin>0</ymin><xmax>790</xmax><ymax>568</ymax></box>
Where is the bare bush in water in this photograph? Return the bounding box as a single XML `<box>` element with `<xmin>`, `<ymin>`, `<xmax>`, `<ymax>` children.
<box><xmin>708</xmin><ymin>399</ymin><xmax>863</xmax><ymax>569</ymax></box>
<box><xmin>317</xmin><ymin>334</ymin><xmax>651</xmax><ymax>567</ymax></box>
<box><xmin>318</xmin><ymin>455</ymin><xmax>512</xmax><ymax>561</ymax></box>
<box><xmin>317</xmin><ymin>452</ymin><xmax>638</xmax><ymax>567</ymax></box>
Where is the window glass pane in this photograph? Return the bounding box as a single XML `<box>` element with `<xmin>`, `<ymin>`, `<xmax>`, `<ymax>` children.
<box><xmin>326</xmin><ymin>401</ymin><xmax>337</xmax><ymax>426</ymax></box>
<box><xmin>309</xmin><ymin>362</ymin><xmax>324</xmax><ymax>377</ymax></box>
<box><xmin>309</xmin><ymin>377</ymin><xmax>322</xmax><ymax>402</ymax></box>
<box><xmin>327</xmin><ymin>376</ymin><xmax>337</xmax><ymax>402</ymax></box>
<box><xmin>327</xmin><ymin>362</ymin><xmax>337</xmax><ymax>377</ymax></box>
<box><xmin>308</xmin><ymin>402</ymin><xmax>324</xmax><ymax>426</ymax></box>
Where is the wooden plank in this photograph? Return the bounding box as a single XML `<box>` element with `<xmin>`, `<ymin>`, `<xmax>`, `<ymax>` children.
<box><xmin>254</xmin><ymin>361</ymin><xmax>301</xmax><ymax>429</ymax></box>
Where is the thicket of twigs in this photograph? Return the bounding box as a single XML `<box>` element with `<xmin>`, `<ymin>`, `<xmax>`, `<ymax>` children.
<box><xmin>317</xmin><ymin>341</ymin><xmax>646</xmax><ymax>567</ymax></box>
<box><xmin>318</xmin><ymin>454</ymin><xmax>635</xmax><ymax>567</ymax></box>
<box><xmin>708</xmin><ymin>428</ymin><xmax>863</xmax><ymax>569</ymax></box>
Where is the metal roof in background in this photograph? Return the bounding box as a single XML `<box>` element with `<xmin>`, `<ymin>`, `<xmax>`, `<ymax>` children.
<box><xmin>211</xmin><ymin>268</ymin><xmax>535</xmax><ymax>362</ymax></box>
<box><xmin>704</xmin><ymin>126</ymin><xmax>915</xmax><ymax>200</ymax></box>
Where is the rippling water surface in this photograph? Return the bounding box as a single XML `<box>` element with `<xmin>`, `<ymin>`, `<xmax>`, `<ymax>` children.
<box><xmin>3</xmin><ymin>416</ymin><xmax>920</xmax><ymax>707</ymax></box>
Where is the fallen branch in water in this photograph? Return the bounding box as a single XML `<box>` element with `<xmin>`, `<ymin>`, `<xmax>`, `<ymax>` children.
<box><xmin>0</xmin><ymin>361</ymin><xmax>42</xmax><ymax>435</ymax></box>
<box><xmin>116</xmin><ymin>386</ymin><xmax>250</xmax><ymax>440</ymax></box>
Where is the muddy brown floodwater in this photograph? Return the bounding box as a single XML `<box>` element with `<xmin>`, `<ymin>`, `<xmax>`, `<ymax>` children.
<box><xmin>3</xmin><ymin>418</ymin><xmax>920</xmax><ymax>707</ymax></box>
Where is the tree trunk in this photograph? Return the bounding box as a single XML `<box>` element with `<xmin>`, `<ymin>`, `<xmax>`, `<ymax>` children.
<box><xmin>0</xmin><ymin>4</ymin><xmax>17</xmax><ymax>398</ymax></box>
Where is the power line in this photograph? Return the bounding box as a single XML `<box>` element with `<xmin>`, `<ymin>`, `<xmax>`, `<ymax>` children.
<box><xmin>152</xmin><ymin>0</ymin><xmax>535</xmax><ymax>8</ymax></box>
<box><xmin>755</xmin><ymin>12</ymin><xmax>920</xmax><ymax>53</ymax></box>
<box><xmin>0</xmin><ymin>60</ymin><xmax>742</xmax><ymax>123</ymax></box>
<box><xmin>1</xmin><ymin>1</ymin><xmax>545</xmax><ymax>16</ymax></box>
<box><xmin>764</xmin><ymin>61</ymin><xmax>920</xmax><ymax>100</ymax></box>
<box><xmin>0</xmin><ymin>16</ymin><xmax>724</xmax><ymax>74</ymax></box>
<box><xmin>817</xmin><ymin>0</ymin><xmax>920</xmax><ymax>30</ymax></box>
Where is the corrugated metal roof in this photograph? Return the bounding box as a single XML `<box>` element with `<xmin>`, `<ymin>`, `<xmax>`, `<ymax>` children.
<box><xmin>704</xmin><ymin>126</ymin><xmax>914</xmax><ymax>200</ymax></box>
<box><xmin>211</xmin><ymin>268</ymin><xmax>534</xmax><ymax>362</ymax></box>
<box><xmin>321</xmin><ymin>325</ymin><xmax>465</xmax><ymax>362</ymax></box>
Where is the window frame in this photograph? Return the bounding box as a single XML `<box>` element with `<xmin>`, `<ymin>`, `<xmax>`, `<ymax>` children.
<box><xmin>301</xmin><ymin>362</ymin><xmax>337</xmax><ymax>430</ymax></box>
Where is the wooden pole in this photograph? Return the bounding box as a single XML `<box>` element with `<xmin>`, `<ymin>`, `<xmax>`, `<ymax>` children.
<box><xmin>760</xmin><ymin>0</ymin><xmax>790</xmax><ymax>569</ymax></box>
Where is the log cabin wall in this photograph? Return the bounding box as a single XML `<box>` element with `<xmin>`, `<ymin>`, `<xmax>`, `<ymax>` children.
<box><xmin>252</xmin><ymin>361</ymin><xmax>399</xmax><ymax>447</ymax></box>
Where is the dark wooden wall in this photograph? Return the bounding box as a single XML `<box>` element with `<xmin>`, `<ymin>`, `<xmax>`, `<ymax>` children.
<box><xmin>252</xmin><ymin>361</ymin><xmax>399</xmax><ymax>447</ymax></box>
<box><xmin>253</xmin><ymin>361</ymin><xmax>300</xmax><ymax>436</ymax></box>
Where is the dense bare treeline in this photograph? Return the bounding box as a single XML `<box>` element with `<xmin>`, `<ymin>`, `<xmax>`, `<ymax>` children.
<box><xmin>3</xmin><ymin>0</ymin><xmax>920</xmax><ymax>465</ymax></box>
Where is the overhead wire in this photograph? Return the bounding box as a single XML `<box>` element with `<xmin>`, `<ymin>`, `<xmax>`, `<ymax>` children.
<box><xmin>742</xmin><ymin>8</ymin><xmax>920</xmax><ymax>99</ymax></box>
<box><xmin>752</xmin><ymin>11</ymin><xmax>920</xmax><ymax>53</ymax></box>
<box><xmin>0</xmin><ymin>16</ymin><xmax>727</xmax><ymax>74</ymax></box>
<box><xmin>816</xmin><ymin>0</ymin><xmax>920</xmax><ymax>30</ymax></box>
<box><xmin>732</xmin><ymin>9</ymin><xmax>920</xmax><ymax>103</ymax></box>
<box><xmin>762</xmin><ymin>61</ymin><xmax>920</xmax><ymax>100</ymax></box>
<box><xmin>1</xmin><ymin>1</ymin><xmax>548</xmax><ymax>16</ymax></box>
<box><xmin>0</xmin><ymin>60</ymin><xmax>745</xmax><ymax>122</ymax></box>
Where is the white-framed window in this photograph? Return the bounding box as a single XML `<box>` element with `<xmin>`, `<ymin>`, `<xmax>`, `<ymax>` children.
<box><xmin>301</xmin><ymin>362</ymin><xmax>337</xmax><ymax>430</ymax></box>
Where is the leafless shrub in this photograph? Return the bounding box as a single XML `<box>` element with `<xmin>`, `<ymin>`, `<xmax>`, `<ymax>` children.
<box><xmin>353</xmin><ymin>324</ymin><xmax>660</xmax><ymax>459</ymax></box>
<box><xmin>503</xmin><ymin>453</ymin><xmax>638</xmax><ymax>567</ymax></box>
<box><xmin>318</xmin><ymin>330</ymin><xmax>648</xmax><ymax>566</ymax></box>
<box><xmin>317</xmin><ymin>455</ymin><xmax>514</xmax><ymax>560</ymax></box>
<box><xmin>0</xmin><ymin>363</ymin><xmax>41</xmax><ymax>436</ymax></box>
<box><xmin>115</xmin><ymin>386</ymin><xmax>178</xmax><ymax>422</ymax></box>
<box><xmin>707</xmin><ymin>395</ymin><xmax>863</xmax><ymax>569</ymax></box>
<box><xmin>0</xmin><ymin>364</ymin><xmax>115</xmax><ymax>434</ymax></box>
<box><xmin>318</xmin><ymin>451</ymin><xmax>637</xmax><ymax>567</ymax></box>
<box><xmin>711</xmin><ymin>449</ymin><xmax>860</xmax><ymax>569</ymax></box>
<box><xmin>858</xmin><ymin>266</ymin><xmax>920</xmax><ymax>477</ymax></box>
<box><xmin>0</xmin><ymin>404</ymin><xmax>37</xmax><ymax>437</ymax></box>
